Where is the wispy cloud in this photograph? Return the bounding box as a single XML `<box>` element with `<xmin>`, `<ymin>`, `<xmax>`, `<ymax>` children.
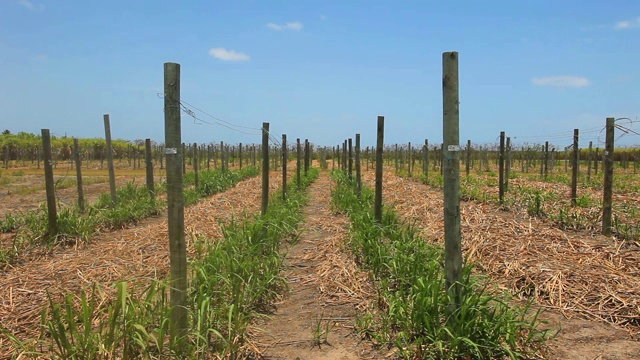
<box><xmin>208</xmin><ymin>47</ymin><xmax>250</xmax><ymax>62</ymax></box>
<box><xmin>532</xmin><ymin>76</ymin><xmax>591</xmax><ymax>88</ymax></box>
<box><xmin>267</xmin><ymin>21</ymin><xmax>303</xmax><ymax>31</ymax></box>
<box><xmin>18</xmin><ymin>0</ymin><xmax>44</xmax><ymax>11</ymax></box>
<box><xmin>614</xmin><ymin>17</ymin><xmax>640</xmax><ymax>30</ymax></box>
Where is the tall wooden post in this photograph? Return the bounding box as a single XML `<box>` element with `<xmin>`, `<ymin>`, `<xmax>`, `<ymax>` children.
<box><xmin>103</xmin><ymin>114</ymin><xmax>117</xmax><ymax>204</ymax></box>
<box><xmin>571</xmin><ymin>129</ymin><xmax>579</xmax><ymax>206</ymax></box>
<box><xmin>505</xmin><ymin>137</ymin><xmax>511</xmax><ymax>192</ymax></box>
<box><xmin>192</xmin><ymin>143</ymin><xmax>199</xmax><ymax>189</ymax></box>
<box><xmin>465</xmin><ymin>139</ymin><xmax>471</xmax><ymax>176</ymax></box>
<box><xmin>498</xmin><ymin>131</ymin><xmax>505</xmax><ymax>204</ymax></box>
<box><xmin>145</xmin><ymin>139</ymin><xmax>155</xmax><ymax>196</ymax></box>
<box><xmin>296</xmin><ymin>138</ymin><xmax>302</xmax><ymax>189</ymax></box>
<box><xmin>73</xmin><ymin>138</ymin><xmax>85</xmax><ymax>212</ymax></box>
<box><xmin>239</xmin><ymin>143</ymin><xmax>243</xmax><ymax>169</ymax></box>
<box><xmin>282</xmin><ymin>134</ymin><xmax>287</xmax><ymax>200</ymax></box>
<box><xmin>348</xmin><ymin>138</ymin><xmax>353</xmax><ymax>180</ymax></box>
<box><xmin>42</xmin><ymin>129</ymin><xmax>58</xmax><ymax>239</ymax></box>
<box><xmin>355</xmin><ymin>133</ymin><xmax>362</xmax><ymax>197</ymax></box>
<box><xmin>424</xmin><ymin>139</ymin><xmax>429</xmax><ymax>180</ymax></box>
<box><xmin>304</xmin><ymin>139</ymin><xmax>310</xmax><ymax>175</ymax></box>
<box><xmin>342</xmin><ymin>140</ymin><xmax>347</xmax><ymax>173</ymax></box>
<box><xmin>262</xmin><ymin>123</ymin><xmax>270</xmax><ymax>215</ymax></box>
<box><xmin>375</xmin><ymin>116</ymin><xmax>384</xmax><ymax>223</ymax></box>
<box><xmin>164</xmin><ymin>62</ymin><xmax>188</xmax><ymax>349</ymax></box>
<box><xmin>587</xmin><ymin>141</ymin><xmax>593</xmax><ymax>181</ymax></box>
<box><xmin>544</xmin><ymin>141</ymin><xmax>549</xmax><ymax>180</ymax></box>
<box><xmin>602</xmin><ymin>118</ymin><xmax>615</xmax><ymax>235</ymax></box>
<box><xmin>443</xmin><ymin>51</ymin><xmax>462</xmax><ymax>316</ymax></box>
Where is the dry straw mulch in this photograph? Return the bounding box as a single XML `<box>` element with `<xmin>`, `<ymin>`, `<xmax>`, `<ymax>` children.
<box><xmin>362</xmin><ymin>170</ymin><xmax>640</xmax><ymax>334</ymax></box>
<box><xmin>0</xmin><ymin>172</ymin><xmax>282</xmax><ymax>358</ymax></box>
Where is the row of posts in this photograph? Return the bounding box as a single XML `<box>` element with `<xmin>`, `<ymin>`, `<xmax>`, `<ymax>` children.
<box><xmin>496</xmin><ymin>119</ymin><xmax>616</xmax><ymax>235</ymax></box>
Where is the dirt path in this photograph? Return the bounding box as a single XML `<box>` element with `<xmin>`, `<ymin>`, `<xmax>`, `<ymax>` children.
<box><xmin>251</xmin><ymin>173</ymin><xmax>384</xmax><ymax>360</ymax></box>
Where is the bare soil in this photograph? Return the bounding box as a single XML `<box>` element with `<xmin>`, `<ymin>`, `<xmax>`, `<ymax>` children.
<box><xmin>250</xmin><ymin>173</ymin><xmax>387</xmax><ymax>360</ymax></box>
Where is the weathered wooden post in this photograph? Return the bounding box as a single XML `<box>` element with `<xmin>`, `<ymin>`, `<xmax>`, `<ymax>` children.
<box><xmin>374</xmin><ymin>116</ymin><xmax>384</xmax><ymax>224</ymax></box>
<box><xmin>164</xmin><ymin>62</ymin><xmax>188</xmax><ymax>349</ymax></box>
<box><xmin>239</xmin><ymin>143</ymin><xmax>243</xmax><ymax>169</ymax></box>
<box><xmin>544</xmin><ymin>141</ymin><xmax>549</xmax><ymax>180</ymax></box>
<box><xmin>103</xmin><ymin>114</ymin><xmax>117</xmax><ymax>204</ymax></box>
<box><xmin>145</xmin><ymin>139</ymin><xmax>155</xmax><ymax>196</ymax></box>
<box><xmin>348</xmin><ymin>138</ymin><xmax>353</xmax><ymax>180</ymax></box>
<box><xmin>296</xmin><ymin>138</ymin><xmax>302</xmax><ymax>189</ymax></box>
<box><xmin>602</xmin><ymin>118</ymin><xmax>614</xmax><ymax>235</ymax></box>
<box><xmin>498</xmin><ymin>131</ymin><xmax>505</xmax><ymax>204</ymax></box>
<box><xmin>571</xmin><ymin>129</ymin><xmax>579</xmax><ymax>206</ymax></box>
<box><xmin>465</xmin><ymin>139</ymin><xmax>471</xmax><ymax>176</ymax></box>
<box><xmin>408</xmin><ymin>142</ymin><xmax>413</xmax><ymax>176</ymax></box>
<box><xmin>262</xmin><ymin>123</ymin><xmax>270</xmax><ymax>215</ymax></box>
<box><xmin>192</xmin><ymin>143</ymin><xmax>199</xmax><ymax>189</ymax></box>
<box><xmin>304</xmin><ymin>139</ymin><xmax>310</xmax><ymax>175</ymax></box>
<box><xmin>505</xmin><ymin>136</ymin><xmax>511</xmax><ymax>192</ymax></box>
<box><xmin>42</xmin><ymin>129</ymin><xmax>58</xmax><ymax>239</ymax></box>
<box><xmin>587</xmin><ymin>141</ymin><xmax>592</xmax><ymax>181</ymax></box>
<box><xmin>340</xmin><ymin>140</ymin><xmax>347</xmax><ymax>173</ymax></box>
<box><xmin>73</xmin><ymin>138</ymin><xmax>85</xmax><ymax>212</ymax></box>
<box><xmin>282</xmin><ymin>134</ymin><xmax>287</xmax><ymax>200</ymax></box>
<box><xmin>443</xmin><ymin>51</ymin><xmax>462</xmax><ymax>317</ymax></box>
<box><xmin>424</xmin><ymin>139</ymin><xmax>429</xmax><ymax>180</ymax></box>
<box><xmin>355</xmin><ymin>133</ymin><xmax>362</xmax><ymax>198</ymax></box>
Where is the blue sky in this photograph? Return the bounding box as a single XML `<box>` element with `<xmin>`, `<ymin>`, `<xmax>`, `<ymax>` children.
<box><xmin>1</xmin><ymin>0</ymin><xmax>639</xmax><ymax>148</ymax></box>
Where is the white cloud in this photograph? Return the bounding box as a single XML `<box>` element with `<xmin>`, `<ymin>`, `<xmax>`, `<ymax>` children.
<box><xmin>615</xmin><ymin>17</ymin><xmax>640</xmax><ymax>29</ymax></box>
<box><xmin>532</xmin><ymin>76</ymin><xmax>591</xmax><ymax>88</ymax></box>
<box><xmin>267</xmin><ymin>21</ymin><xmax>303</xmax><ymax>31</ymax></box>
<box><xmin>18</xmin><ymin>0</ymin><xmax>44</xmax><ymax>11</ymax></box>
<box><xmin>208</xmin><ymin>48</ymin><xmax>250</xmax><ymax>62</ymax></box>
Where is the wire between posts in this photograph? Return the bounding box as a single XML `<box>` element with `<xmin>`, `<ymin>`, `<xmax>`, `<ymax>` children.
<box><xmin>157</xmin><ymin>93</ymin><xmax>282</xmax><ymax>146</ymax></box>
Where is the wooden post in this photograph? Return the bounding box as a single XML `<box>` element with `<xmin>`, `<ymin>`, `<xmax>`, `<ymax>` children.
<box><xmin>103</xmin><ymin>114</ymin><xmax>117</xmax><ymax>204</ymax></box>
<box><xmin>41</xmin><ymin>129</ymin><xmax>58</xmax><ymax>239</ymax></box>
<box><xmin>465</xmin><ymin>139</ymin><xmax>471</xmax><ymax>176</ymax></box>
<box><xmin>192</xmin><ymin>143</ymin><xmax>199</xmax><ymax>189</ymax></box>
<box><xmin>73</xmin><ymin>138</ymin><xmax>85</xmax><ymax>212</ymax></box>
<box><xmin>145</xmin><ymin>139</ymin><xmax>155</xmax><ymax>196</ymax></box>
<box><xmin>340</xmin><ymin>140</ymin><xmax>347</xmax><ymax>173</ymax></box>
<box><xmin>505</xmin><ymin>137</ymin><xmax>511</xmax><ymax>192</ymax></box>
<box><xmin>239</xmin><ymin>143</ymin><xmax>243</xmax><ymax>169</ymax></box>
<box><xmin>587</xmin><ymin>141</ymin><xmax>592</xmax><ymax>181</ymax></box>
<box><xmin>348</xmin><ymin>138</ymin><xmax>353</xmax><ymax>180</ymax></box>
<box><xmin>296</xmin><ymin>138</ymin><xmax>302</xmax><ymax>189</ymax></box>
<box><xmin>304</xmin><ymin>139</ymin><xmax>310</xmax><ymax>175</ymax></box>
<box><xmin>408</xmin><ymin>142</ymin><xmax>413</xmax><ymax>176</ymax></box>
<box><xmin>498</xmin><ymin>131</ymin><xmax>505</xmax><ymax>204</ymax></box>
<box><xmin>443</xmin><ymin>51</ymin><xmax>462</xmax><ymax>315</ymax></box>
<box><xmin>602</xmin><ymin>118</ymin><xmax>615</xmax><ymax>235</ymax></box>
<box><xmin>571</xmin><ymin>129</ymin><xmax>579</xmax><ymax>206</ymax></box>
<box><xmin>424</xmin><ymin>139</ymin><xmax>429</xmax><ymax>180</ymax></box>
<box><xmin>262</xmin><ymin>122</ymin><xmax>270</xmax><ymax>215</ymax></box>
<box><xmin>282</xmin><ymin>134</ymin><xmax>287</xmax><ymax>200</ymax></box>
<box><xmin>544</xmin><ymin>141</ymin><xmax>549</xmax><ymax>180</ymax></box>
<box><xmin>374</xmin><ymin>116</ymin><xmax>384</xmax><ymax>224</ymax></box>
<box><xmin>355</xmin><ymin>133</ymin><xmax>362</xmax><ymax>197</ymax></box>
<box><xmin>163</xmin><ymin>62</ymin><xmax>188</xmax><ymax>348</ymax></box>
